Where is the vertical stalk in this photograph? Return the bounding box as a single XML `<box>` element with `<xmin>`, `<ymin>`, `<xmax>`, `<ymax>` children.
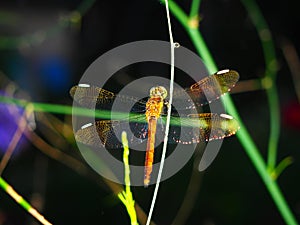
<box><xmin>240</xmin><ymin>0</ymin><xmax>280</xmax><ymax>173</ymax></box>
<box><xmin>189</xmin><ymin>0</ymin><xmax>201</xmax><ymax>18</ymax></box>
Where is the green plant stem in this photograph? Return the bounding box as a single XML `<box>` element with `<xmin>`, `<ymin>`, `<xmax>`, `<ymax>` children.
<box><xmin>240</xmin><ymin>0</ymin><xmax>280</xmax><ymax>175</ymax></box>
<box><xmin>0</xmin><ymin>95</ymin><xmax>119</xmax><ymax>120</ymax></box>
<box><xmin>188</xmin><ymin>29</ymin><xmax>218</xmax><ymax>73</ymax></box>
<box><xmin>118</xmin><ymin>132</ymin><xmax>138</xmax><ymax>225</ymax></box>
<box><xmin>189</xmin><ymin>0</ymin><xmax>201</xmax><ymax>18</ymax></box>
<box><xmin>272</xmin><ymin>156</ymin><xmax>294</xmax><ymax>180</ymax></box>
<box><xmin>265</xmin><ymin>84</ymin><xmax>280</xmax><ymax>170</ymax></box>
<box><xmin>164</xmin><ymin>1</ymin><xmax>298</xmax><ymax>224</ymax></box>
<box><xmin>0</xmin><ymin>95</ymin><xmax>239</xmax><ymax>129</ymax></box>
<box><xmin>0</xmin><ymin>177</ymin><xmax>52</xmax><ymax>225</ymax></box>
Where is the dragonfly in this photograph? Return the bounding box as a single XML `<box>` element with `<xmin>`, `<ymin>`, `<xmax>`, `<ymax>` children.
<box><xmin>70</xmin><ymin>69</ymin><xmax>240</xmax><ymax>186</ymax></box>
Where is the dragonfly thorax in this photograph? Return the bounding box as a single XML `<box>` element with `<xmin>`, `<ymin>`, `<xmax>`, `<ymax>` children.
<box><xmin>145</xmin><ymin>97</ymin><xmax>164</xmax><ymax>120</ymax></box>
<box><xmin>149</xmin><ymin>86</ymin><xmax>167</xmax><ymax>99</ymax></box>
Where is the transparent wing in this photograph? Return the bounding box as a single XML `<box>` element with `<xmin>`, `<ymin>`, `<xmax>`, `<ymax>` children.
<box><xmin>75</xmin><ymin>115</ymin><xmax>150</xmax><ymax>149</ymax></box>
<box><xmin>172</xmin><ymin>70</ymin><xmax>239</xmax><ymax>110</ymax></box>
<box><xmin>70</xmin><ymin>85</ymin><xmax>147</xmax><ymax>112</ymax></box>
<box><xmin>166</xmin><ymin>113</ymin><xmax>240</xmax><ymax>144</ymax></box>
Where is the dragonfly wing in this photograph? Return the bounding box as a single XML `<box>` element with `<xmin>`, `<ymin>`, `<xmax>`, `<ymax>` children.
<box><xmin>172</xmin><ymin>70</ymin><xmax>239</xmax><ymax>110</ymax></box>
<box><xmin>70</xmin><ymin>85</ymin><xmax>147</xmax><ymax>112</ymax></box>
<box><xmin>167</xmin><ymin>113</ymin><xmax>240</xmax><ymax>144</ymax></box>
<box><xmin>75</xmin><ymin>115</ymin><xmax>149</xmax><ymax>149</ymax></box>
<box><xmin>70</xmin><ymin>85</ymin><xmax>115</xmax><ymax>108</ymax></box>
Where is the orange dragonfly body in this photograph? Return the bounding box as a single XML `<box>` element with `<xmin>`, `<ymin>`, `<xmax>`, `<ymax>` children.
<box><xmin>144</xmin><ymin>86</ymin><xmax>167</xmax><ymax>186</ymax></box>
<box><xmin>70</xmin><ymin>69</ymin><xmax>240</xmax><ymax>186</ymax></box>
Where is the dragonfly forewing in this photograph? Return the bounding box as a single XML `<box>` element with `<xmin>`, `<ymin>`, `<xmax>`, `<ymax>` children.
<box><xmin>70</xmin><ymin>84</ymin><xmax>147</xmax><ymax>112</ymax></box>
<box><xmin>172</xmin><ymin>70</ymin><xmax>239</xmax><ymax>110</ymax></box>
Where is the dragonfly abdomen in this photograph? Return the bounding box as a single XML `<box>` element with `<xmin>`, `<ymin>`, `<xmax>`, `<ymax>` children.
<box><xmin>144</xmin><ymin>116</ymin><xmax>158</xmax><ymax>187</ymax></box>
<box><xmin>144</xmin><ymin>94</ymin><xmax>165</xmax><ymax>186</ymax></box>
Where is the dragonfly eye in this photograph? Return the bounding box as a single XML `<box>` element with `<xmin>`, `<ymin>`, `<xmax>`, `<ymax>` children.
<box><xmin>149</xmin><ymin>86</ymin><xmax>168</xmax><ymax>99</ymax></box>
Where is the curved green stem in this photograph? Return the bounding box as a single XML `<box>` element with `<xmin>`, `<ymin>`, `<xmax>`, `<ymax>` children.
<box><xmin>240</xmin><ymin>0</ymin><xmax>280</xmax><ymax>175</ymax></box>
<box><xmin>272</xmin><ymin>156</ymin><xmax>294</xmax><ymax>180</ymax></box>
<box><xmin>164</xmin><ymin>1</ymin><xmax>298</xmax><ymax>224</ymax></box>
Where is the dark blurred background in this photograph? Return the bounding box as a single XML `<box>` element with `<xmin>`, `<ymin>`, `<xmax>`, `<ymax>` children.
<box><xmin>0</xmin><ymin>0</ymin><xmax>300</xmax><ymax>225</ymax></box>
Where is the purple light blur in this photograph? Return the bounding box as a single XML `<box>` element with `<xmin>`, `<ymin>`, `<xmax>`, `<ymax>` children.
<box><xmin>0</xmin><ymin>96</ymin><xmax>28</xmax><ymax>155</ymax></box>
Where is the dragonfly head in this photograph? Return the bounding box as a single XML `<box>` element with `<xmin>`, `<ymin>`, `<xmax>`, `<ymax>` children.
<box><xmin>149</xmin><ymin>86</ymin><xmax>168</xmax><ymax>99</ymax></box>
